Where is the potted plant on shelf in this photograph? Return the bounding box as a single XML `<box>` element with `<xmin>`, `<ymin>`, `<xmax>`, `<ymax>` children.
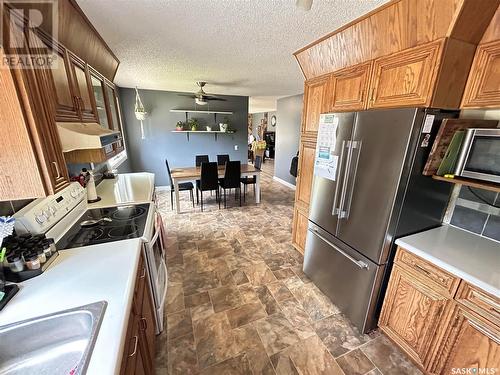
<box><xmin>175</xmin><ymin>121</ymin><xmax>185</xmax><ymax>131</ymax></box>
<box><xmin>188</xmin><ymin>118</ymin><xmax>199</xmax><ymax>131</ymax></box>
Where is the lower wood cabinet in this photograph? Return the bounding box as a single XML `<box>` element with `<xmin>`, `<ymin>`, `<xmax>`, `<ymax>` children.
<box><xmin>430</xmin><ymin>304</ymin><xmax>500</xmax><ymax>374</ymax></box>
<box><xmin>121</xmin><ymin>254</ymin><xmax>156</xmax><ymax>375</ymax></box>
<box><xmin>379</xmin><ymin>264</ymin><xmax>450</xmax><ymax>369</ymax></box>
<box><xmin>292</xmin><ymin>206</ymin><xmax>309</xmax><ymax>254</ymax></box>
<box><xmin>379</xmin><ymin>247</ymin><xmax>500</xmax><ymax>374</ymax></box>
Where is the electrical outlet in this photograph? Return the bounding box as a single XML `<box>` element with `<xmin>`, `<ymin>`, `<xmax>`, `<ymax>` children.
<box><xmin>234</xmin><ymin>145</ymin><xmax>238</xmax><ymax>151</ymax></box>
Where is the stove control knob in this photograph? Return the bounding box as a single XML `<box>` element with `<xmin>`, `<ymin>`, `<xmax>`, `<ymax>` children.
<box><xmin>49</xmin><ymin>205</ymin><xmax>56</xmax><ymax>215</ymax></box>
<box><xmin>43</xmin><ymin>207</ymin><xmax>50</xmax><ymax>217</ymax></box>
<box><xmin>35</xmin><ymin>212</ymin><xmax>47</xmax><ymax>224</ymax></box>
<box><xmin>70</xmin><ymin>189</ymin><xmax>78</xmax><ymax>198</ymax></box>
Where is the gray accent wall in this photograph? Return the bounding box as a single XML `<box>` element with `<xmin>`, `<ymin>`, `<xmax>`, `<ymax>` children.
<box><xmin>274</xmin><ymin>94</ymin><xmax>303</xmax><ymax>186</ymax></box>
<box><xmin>119</xmin><ymin>87</ymin><xmax>248</xmax><ymax>186</ymax></box>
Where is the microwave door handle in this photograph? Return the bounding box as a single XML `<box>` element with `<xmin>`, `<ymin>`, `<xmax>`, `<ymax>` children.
<box><xmin>341</xmin><ymin>140</ymin><xmax>362</xmax><ymax>220</ymax></box>
<box><xmin>332</xmin><ymin>140</ymin><xmax>348</xmax><ymax>216</ymax></box>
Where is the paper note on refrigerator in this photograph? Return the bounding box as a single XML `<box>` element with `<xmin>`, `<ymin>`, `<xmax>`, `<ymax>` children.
<box><xmin>314</xmin><ymin>114</ymin><xmax>339</xmax><ymax>181</ymax></box>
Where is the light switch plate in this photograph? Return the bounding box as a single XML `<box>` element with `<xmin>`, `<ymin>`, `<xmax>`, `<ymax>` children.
<box><xmin>234</xmin><ymin>145</ymin><xmax>238</xmax><ymax>151</ymax></box>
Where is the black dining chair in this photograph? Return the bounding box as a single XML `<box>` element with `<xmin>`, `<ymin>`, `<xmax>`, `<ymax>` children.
<box><xmin>241</xmin><ymin>155</ymin><xmax>261</xmax><ymax>202</ymax></box>
<box><xmin>217</xmin><ymin>154</ymin><xmax>230</xmax><ymax>166</ymax></box>
<box><xmin>195</xmin><ymin>155</ymin><xmax>209</xmax><ymax>167</ymax></box>
<box><xmin>196</xmin><ymin>162</ymin><xmax>220</xmax><ymax>211</ymax></box>
<box><xmin>219</xmin><ymin>161</ymin><xmax>241</xmax><ymax>208</ymax></box>
<box><xmin>165</xmin><ymin>159</ymin><xmax>194</xmax><ymax>209</ymax></box>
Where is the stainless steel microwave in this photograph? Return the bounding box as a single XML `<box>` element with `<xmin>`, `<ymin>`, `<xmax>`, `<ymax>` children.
<box><xmin>455</xmin><ymin>128</ymin><xmax>500</xmax><ymax>183</ymax></box>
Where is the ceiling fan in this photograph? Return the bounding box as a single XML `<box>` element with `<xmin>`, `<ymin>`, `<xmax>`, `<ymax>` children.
<box><xmin>296</xmin><ymin>0</ymin><xmax>313</xmax><ymax>10</ymax></box>
<box><xmin>179</xmin><ymin>82</ymin><xmax>227</xmax><ymax>106</ymax></box>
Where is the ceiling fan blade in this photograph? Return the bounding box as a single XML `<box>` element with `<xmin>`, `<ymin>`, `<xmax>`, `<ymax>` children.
<box><xmin>205</xmin><ymin>96</ymin><xmax>226</xmax><ymax>101</ymax></box>
<box><xmin>178</xmin><ymin>94</ymin><xmax>197</xmax><ymax>98</ymax></box>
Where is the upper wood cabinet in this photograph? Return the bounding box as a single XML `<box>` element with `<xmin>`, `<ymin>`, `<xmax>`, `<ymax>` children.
<box><xmin>430</xmin><ymin>304</ymin><xmax>500</xmax><ymax>374</ymax></box>
<box><xmin>368</xmin><ymin>40</ymin><xmax>443</xmax><ymax>109</ymax></box>
<box><xmin>90</xmin><ymin>70</ymin><xmax>111</xmax><ymax>129</ymax></box>
<box><xmin>379</xmin><ymin>263</ymin><xmax>450</xmax><ymax>369</ymax></box>
<box><xmin>462</xmin><ymin>40</ymin><xmax>500</xmax><ymax>108</ymax></box>
<box><xmin>302</xmin><ymin>75</ymin><xmax>330</xmax><ymax>134</ymax></box>
<box><xmin>67</xmin><ymin>52</ymin><xmax>98</xmax><ymax>122</ymax></box>
<box><xmin>326</xmin><ymin>62</ymin><xmax>372</xmax><ymax>112</ymax></box>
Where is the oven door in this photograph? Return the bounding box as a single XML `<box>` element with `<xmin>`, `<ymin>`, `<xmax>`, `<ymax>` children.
<box><xmin>143</xmin><ymin>212</ymin><xmax>168</xmax><ymax>333</ymax></box>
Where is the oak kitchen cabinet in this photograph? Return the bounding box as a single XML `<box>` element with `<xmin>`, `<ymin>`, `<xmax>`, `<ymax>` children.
<box><xmin>461</xmin><ymin>40</ymin><xmax>500</xmax><ymax>108</ymax></box>
<box><xmin>121</xmin><ymin>254</ymin><xmax>156</xmax><ymax>375</ymax></box>
<box><xmin>301</xmin><ymin>75</ymin><xmax>330</xmax><ymax>135</ymax></box>
<box><xmin>67</xmin><ymin>51</ymin><xmax>98</xmax><ymax>122</ymax></box>
<box><xmin>326</xmin><ymin>61</ymin><xmax>372</xmax><ymax>112</ymax></box>
<box><xmin>379</xmin><ymin>246</ymin><xmax>500</xmax><ymax>374</ymax></box>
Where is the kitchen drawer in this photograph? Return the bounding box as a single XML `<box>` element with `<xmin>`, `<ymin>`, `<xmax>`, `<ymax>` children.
<box><xmin>456</xmin><ymin>281</ymin><xmax>500</xmax><ymax>327</ymax></box>
<box><xmin>395</xmin><ymin>247</ymin><xmax>461</xmax><ymax>297</ymax></box>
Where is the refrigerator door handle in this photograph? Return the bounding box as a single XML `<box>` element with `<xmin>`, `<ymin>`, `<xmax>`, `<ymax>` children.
<box><xmin>332</xmin><ymin>140</ymin><xmax>348</xmax><ymax>216</ymax></box>
<box><xmin>341</xmin><ymin>140</ymin><xmax>362</xmax><ymax>219</ymax></box>
<box><xmin>309</xmin><ymin>227</ymin><xmax>369</xmax><ymax>270</ymax></box>
<box><xmin>337</xmin><ymin>140</ymin><xmax>354</xmax><ymax>220</ymax></box>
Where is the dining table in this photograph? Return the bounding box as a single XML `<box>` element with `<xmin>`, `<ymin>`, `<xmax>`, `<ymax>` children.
<box><xmin>170</xmin><ymin>163</ymin><xmax>261</xmax><ymax>213</ymax></box>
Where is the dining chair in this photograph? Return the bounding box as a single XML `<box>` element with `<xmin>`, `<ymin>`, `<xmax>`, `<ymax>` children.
<box><xmin>196</xmin><ymin>162</ymin><xmax>220</xmax><ymax>211</ymax></box>
<box><xmin>217</xmin><ymin>154</ymin><xmax>230</xmax><ymax>166</ymax></box>
<box><xmin>165</xmin><ymin>159</ymin><xmax>194</xmax><ymax>209</ymax></box>
<box><xmin>219</xmin><ymin>161</ymin><xmax>241</xmax><ymax>208</ymax></box>
<box><xmin>195</xmin><ymin>155</ymin><xmax>209</xmax><ymax>167</ymax></box>
<box><xmin>241</xmin><ymin>155</ymin><xmax>261</xmax><ymax>202</ymax></box>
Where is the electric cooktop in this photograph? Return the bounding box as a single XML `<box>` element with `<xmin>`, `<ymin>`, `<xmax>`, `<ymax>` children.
<box><xmin>56</xmin><ymin>204</ymin><xmax>150</xmax><ymax>250</ymax></box>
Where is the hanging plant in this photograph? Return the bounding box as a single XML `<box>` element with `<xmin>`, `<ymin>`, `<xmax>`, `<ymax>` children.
<box><xmin>134</xmin><ymin>87</ymin><xmax>148</xmax><ymax>139</ymax></box>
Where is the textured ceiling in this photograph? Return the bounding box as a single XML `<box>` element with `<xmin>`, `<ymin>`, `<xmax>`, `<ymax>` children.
<box><xmin>77</xmin><ymin>0</ymin><xmax>388</xmax><ymax>97</ymax></box>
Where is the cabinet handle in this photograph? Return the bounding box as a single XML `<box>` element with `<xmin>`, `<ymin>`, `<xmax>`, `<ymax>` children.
<box><xmin>140</xmin><ymin>267</ymin><xmax>146</xmax><ymax>279</ymax></box>
<box><xmin>128</xmin><ymin>336</ymin><xmax>138</xmax><ymax>357</ymax></box>
<box><xmin>74</xmin><ymin>95</ymin><xmax>80</xmax><ymax>111</ymax></box>
<box><xmin>469</xmin><ymin>320</ymin><xmax>500</xmax><ymax>345</ymax></box>
<box><xmin>140</xmin><ymin>317</ymin><xmax>148</xmax><ymax>331</ymax></box>
<box><xmin>370</xmin><ymin>88</ymin><xmax>375</xmax><ymax>103</ymax></box>
<box><xmin>52</xmin><ymin>162</ymin><xmax>61</xmax><ymax>178</ymax></box>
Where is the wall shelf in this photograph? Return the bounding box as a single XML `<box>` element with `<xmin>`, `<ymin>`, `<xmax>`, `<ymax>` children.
<box><xmin>432</xmin><ymin>175</ymin><xmax>500</xmax><ymax>193</ymax></box>
<box><xmin>171</xmin><ymin>130</ymin><xmax>235</xmax><ymax>141</ymax></box>
<box><xmin>170</xmin><ymin>109</ymin><xmax>233</xmax><ymax>115</ymax></box>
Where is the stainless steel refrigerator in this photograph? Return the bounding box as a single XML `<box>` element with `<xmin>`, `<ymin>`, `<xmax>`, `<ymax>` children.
<box><xmin>304</xmin><ymin>108</ymin><xmax>458</xmax><ymax>333</ymax></box>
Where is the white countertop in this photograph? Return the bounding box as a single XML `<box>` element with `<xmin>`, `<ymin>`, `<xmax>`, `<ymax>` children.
<box><xmin>396</xmin><ymin>225</ymin><xmax>500</xmax><ymax>297</ymax></box>
<box><xmin>0</xmin><ymin>239</ymin><xmax>143</xmax><ymax>375</ymax></box>
<box><xmin>89</xmin><ymin>172</ymin><xmax>155</xmax><ymax>208</ymax></box>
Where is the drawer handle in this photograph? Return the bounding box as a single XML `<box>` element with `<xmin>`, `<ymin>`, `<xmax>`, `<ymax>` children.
<box><xmin>140</xmin><ymin>317</ymin><xmax>148</xmax><ymax>331</ymax></box>
<box><xmin>469</xmin><ymin>321</ymin><xmax>500</xmax><ymax>345</ymax></box>
<box><xmin>128</xmin><ymin>336</ymin><xmax>138</xmax><ymax>357</ymax></box>
<box><xmin>472</xmin><ymin>291</ymin><xmax>500</xmax><ymax>315</ymax></box>
<box><xmin>412</xmin><ymin>263</ymin><xmax>446</xmax><ymax>284</ymax></box>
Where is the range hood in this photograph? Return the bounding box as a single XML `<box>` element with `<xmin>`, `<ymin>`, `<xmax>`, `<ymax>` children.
<box><xmin>57</xmin><ymin>122</ymin><xmax>121</xmax><ymax>152</ymax></box>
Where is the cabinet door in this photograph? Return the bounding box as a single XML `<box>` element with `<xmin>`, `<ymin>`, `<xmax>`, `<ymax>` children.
<box><xmin>431</xmin><ymin>304</ymin><xmax>500</xmax><ymax>374</ymax></box>
<box><xmin>90</xmin><ymin>71</ymin><xmax>110</xmax><ymax>129</ymax></box>
<box><xmin>68</xmin><ymin>53</ymin><xmax>97</xmax><ymax>122</ymax></box>
<box><xmin>45</xmin><ymin>43</ymin><xmax>80</xmax><ymax>122</ymax></box>
<box><xmin>328</xmin><ymin>62</ymin><xmax>372</xmax><ymax>111</ymax></box>
<box><xmin>368</xmin><ymin>40</ymin><xmax>443</xmax><ymax>109</ymax></box>
<box><xmin>104</xmin><ymin>82</ymin><xmax>125</xmax><ymax>152</ymax></box>
<box><xmin>302</xmin><ymin>75</ymin><xmax>329</xmax><ymax>134</ymax></box>
<box><xmin>461</xmin><ymin>40</ymin><xmax>500</xmax><ymax>108</ymax></box>
<box><xmin>379</xmin><ymin>264</ymin><xmax>450</xmax><ymax>369</ymax></box>
<box><xmin>292</xmin><ymin>207</ymin><xmax>309</xmax><ymax>254</ymax></box>
<box><xmin>295</xmin><ymin>140</ymin><xmax>316</xmax><ymax>208</ymax></box>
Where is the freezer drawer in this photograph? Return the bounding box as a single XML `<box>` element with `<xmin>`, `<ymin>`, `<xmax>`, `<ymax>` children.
<box><xmin>303</xmin><ymin>223</ymin><xmax>384</xmax><ymax>333</ymax></box>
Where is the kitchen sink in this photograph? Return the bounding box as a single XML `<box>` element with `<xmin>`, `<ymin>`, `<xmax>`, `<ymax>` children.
<box><xmin>0</xmin><ymin>301</ymin><xmax>107</xmax><ymax>375</ymax></box>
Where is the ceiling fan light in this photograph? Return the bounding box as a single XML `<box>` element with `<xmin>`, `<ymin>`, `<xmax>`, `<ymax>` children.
<box><xmin>195</xmin><ymin>98</ymin><xmax>207</xmax><ymax>105</ymax></box>
<box><xmin>296</xmin><ymin>0</ymin><xmax>313</xmax><ymax>10</ymax></box>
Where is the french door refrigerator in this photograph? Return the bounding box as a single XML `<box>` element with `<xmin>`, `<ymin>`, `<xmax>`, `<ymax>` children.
<box><xmin>303</xmin><ymin>108</ymin><xmax>458</xmax><ymax>333</ymax></box>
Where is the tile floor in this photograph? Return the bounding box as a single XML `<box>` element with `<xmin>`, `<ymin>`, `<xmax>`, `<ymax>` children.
<box><xmin>155</xmin><ymin>164</ymin><xmax>422</xmax><ymax>375</ymax></box>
